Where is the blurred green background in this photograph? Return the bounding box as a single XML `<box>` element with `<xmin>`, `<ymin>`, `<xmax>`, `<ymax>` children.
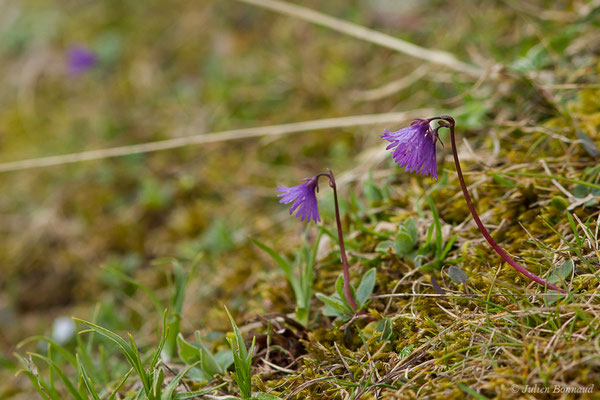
<box><xmin>0</xmin><ymin>0</ymin><xmax>598</xmax><ymax>397</ymax></box>
<box><xmin>0</xmin><ymin>0</ymin><xmax>455</xmax><ymax>343</ymax></box>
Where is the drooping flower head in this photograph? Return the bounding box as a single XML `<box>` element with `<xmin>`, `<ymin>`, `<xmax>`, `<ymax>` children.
<box><xmin>276</xmin><ymin>170</ymin><xmax>361</xmax><ymax>309</ymax></box>
<box><xmin>382</xmin><ymin>118</ymin><xmax>439</xmax><ymax>180</ymax></box>
<box><xmin>67</xmin><ymin>46</ymin><xmax>97</xmax><ymax>76</ymax></box>
<box><xmin>276</xmin><ymin>175</ymin><xmax>321</xmax><ymax>223</ymax></box>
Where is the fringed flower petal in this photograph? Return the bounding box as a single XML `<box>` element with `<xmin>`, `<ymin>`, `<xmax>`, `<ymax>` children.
<box><xmin>276</xmin><ymin>177</ymin><xmax>321</xmax><ymax>223</ymax></box>
<box><xmin>381</xmin><ymin>119</ymin><xmax>438</xmax><ymax>180</ymax></box>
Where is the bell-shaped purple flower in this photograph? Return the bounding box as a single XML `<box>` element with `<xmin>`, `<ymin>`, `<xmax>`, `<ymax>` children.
<box><xmin>67</xmin><ymin>46</ymin><xmax>97</xmax><ymax>76</ymax></box>
<box><xmin>382</xmin><ymin>119</ymin><xmax>438</xmax><ymax>180</ymax></box>
<box><xmin>276</xmin><ymin>176</ymin><xmax>320</xmax><ymax>223</ymax></box>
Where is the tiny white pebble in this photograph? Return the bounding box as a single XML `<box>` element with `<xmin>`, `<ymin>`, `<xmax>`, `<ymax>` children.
<box><xmin>52</xmin><ymin>317</ymin><xmax>76</xmax><ymax>344</ymax></box>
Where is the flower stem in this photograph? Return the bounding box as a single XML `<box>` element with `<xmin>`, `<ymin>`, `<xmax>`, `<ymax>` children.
<box><xmin>443</xmin><ymin>117</ymin><xmax>566</xmax><ymax>293</ymax></box>
<box><xmin>327</xmin><ymin>168</ymin><xmax>359</xmax><ymax>311</ymax></box>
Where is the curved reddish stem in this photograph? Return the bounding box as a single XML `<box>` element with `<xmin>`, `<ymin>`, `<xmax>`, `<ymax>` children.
<box><xmin>444</xmin><ymin>118</ymin><xmax>566</xmax><ymax>293</ymax></box>
<box><xmin>327</xmin><ymin>168</ymin><xmax>359</xmax><ymax>311</ymax></box>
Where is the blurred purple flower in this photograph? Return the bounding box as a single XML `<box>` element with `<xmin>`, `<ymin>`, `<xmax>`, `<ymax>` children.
<box><xmin>67</xmin><ymin>46</ymin><xmax>97</xmax><ymax>76</ymax></box>
<box><xmin>276</xmin><ymin>176</ymin><xmax>321</xmax><ymax>223</ymax></box>
<box><xmin>382</xmin><ymin>119</ymin><xmax>438</xmax><ymax>180</ymax></box>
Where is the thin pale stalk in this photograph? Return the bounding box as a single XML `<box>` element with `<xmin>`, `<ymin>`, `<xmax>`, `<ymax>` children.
<box><xmin>0</xmin><ymin>110</ymin><xmax>432</xmax><ymax>174</ymax></box>
<box><xmin>235</xmin><ymin>0</ymin><xmax>483</xmax><ymax>77</ymax></box>
<box><xmin>327</xmin><ymin>169</ymin><xmax>359</xmax><ymax>311</ymax></box>
<box><xmin>446</xmin><ymin>121</ymin><xmax>566</xmax><ymax>293</ymax></box>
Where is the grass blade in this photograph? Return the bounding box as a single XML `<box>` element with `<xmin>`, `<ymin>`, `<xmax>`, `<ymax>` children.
<box><xmin>77</xmin><ymin>355</ymin><xmax>102</xmax><ymax>400</ymax></box>
<box><xmin>109</xmin><ymin>368</ymin><xmax>134</xmax><ymax>400</ymax></box>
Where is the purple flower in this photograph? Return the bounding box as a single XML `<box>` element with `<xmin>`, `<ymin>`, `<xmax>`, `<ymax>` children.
<box><xmin>382</xmin><ymin>119</ymin><xmax>438</xmax><ymax>180</ymax></box>
<box><xmin>276</xmin><ymin>176</ymin><xmax>321</xmax><ymax>223</ymax></box>
<box><xmin>67</xmin><ymin>46</ymin><xmax>97</xmax><ymax>76</ymax></box>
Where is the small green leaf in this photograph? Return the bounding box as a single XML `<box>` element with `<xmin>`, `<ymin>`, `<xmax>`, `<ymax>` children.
<box><xmin>316</xmin><ymin>293</ymin><xmax>351</xmax><ymax>314</ymax></box>
<box><xmin>320</xmin><ymin>304</ymin><xmax>351</xmax><ymax>321</ymax></box>
<box><xmin>195</xmin><ymin>332</ymin><xmax>224</xmax><ymax>375</ymax></box>
<box><xmin>395</xmin><ymin>234</ymin><xmax>415</xmax><ymax>256</ymax></box>
<box><xmin>404</xmin><ymin>217</ymin><xmax>418</xmax><ymax>243</ymax></box>
<box><xmin>398</xmin><ymin>344</ymin><xmax>414</xmax><ymax>359</ymax></box>
<box><xmin>214</xmin><ymin>349</ymin><xmax>234</xmax><ymax>371</ymax></box>
<box><xmin>356</xmin><ymin>268</ymin><xmax>376</xmax><ymax>308</ymax></box>
<box><xmin>448</xmin><ymin>266</ymin><xmax>469</xmax><ymax>284</ymax></box>
<box><xmin>548</xmin><ymin>260</ymin><xmax>574</xmax><ymax>285</ymax></box>
<box><xmin>178</xmin><ymin>328</ymin><xmax>231</xmax><ymax>381</ymax></box>
<box><xmin>186</xmin><ymin>367</ymin><xmax>213</xmax><ymax>382</ymax></box>
<box><xmin>573</xmin><ymin>184</ymin><xmax>600</xmax><ymax>198</ymax></box>
<box><xmin>375</xmin><ymin>240</ymin><xmax>395</xmax><ymax>253</ymax></box>
<box><xmin>176</xmin><ymin>334</ymin><xmax>201</xmax><ymax>365</ymax></box>
<box><xmin>395</xmin><ymin>217</ymin><xmax>418</xmax><ymax>256</ymax></box>
<box><xmin>375</xmin><ymin>318</ymin><xmax>394</xmax><ymax>341</ymax></box>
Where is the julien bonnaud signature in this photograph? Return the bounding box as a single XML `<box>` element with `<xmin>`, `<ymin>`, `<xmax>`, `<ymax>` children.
<box><xmin>511</xmin><ymin>384</ymin><xmax>594</xmax><ymax>394</ymax></box>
